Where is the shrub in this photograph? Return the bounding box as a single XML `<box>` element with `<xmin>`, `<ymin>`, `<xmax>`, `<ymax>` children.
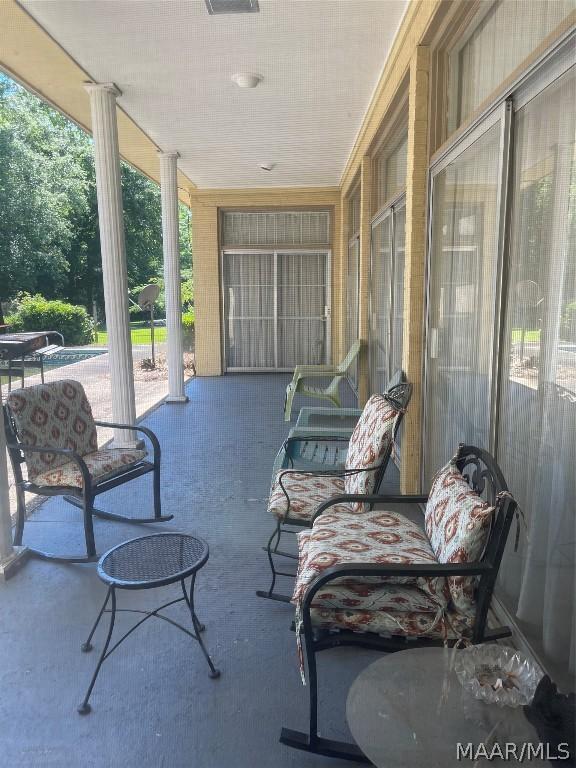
<box><xmin>9</xmin><ymin>294</ymin><xmax>93</xmax><ymax>346</ymax></box>
<box><xmin>182</xmin><ymin>311</ymin><xmax>195</xmax><ymax>332</ymax></box>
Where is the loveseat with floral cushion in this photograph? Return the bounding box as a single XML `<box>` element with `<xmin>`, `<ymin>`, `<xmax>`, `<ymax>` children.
<box><xmin>257</xmin><ymin>377</ymin><xmax>412</xmax><ymax>602</ymax></box>
<box><xmin>4</xmin><ymin>379</ymin><xmax>172</xmax><ymax>562</ymax></box>
<box><xmin>280</xmin><ymin>444</ymin><xmax>518</xmax><ymax>762</ymax></box>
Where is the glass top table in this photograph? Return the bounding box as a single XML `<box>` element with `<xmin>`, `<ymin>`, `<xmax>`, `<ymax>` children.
<box><xmin>346</xmin><ymin>647</ymin><xmax>546</xmax><ymax>767</ymax></box>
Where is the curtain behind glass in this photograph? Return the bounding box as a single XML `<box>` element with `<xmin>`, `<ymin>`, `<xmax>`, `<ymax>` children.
<box><xmin>369</xmin><ymin>215</ymin><xmax>392</xmax><ymax>394</ymax></box>
<box><xmin>424</xmin><ymin>123</ymin><xmax>501</xmax><ymax>486</ymax></box>
<box><xmin>391</xmin><ymin>204</ymin><xmax>406</xmax><ymax>376</ymax></box>
<box><xmin>497</xmin><ymin>67</ymin><xmax>575</xmax><ymax>683</ymax></box>
<box><xmin>347</xmin><ymin>237</ymin><xmax>360</xmax><ymax>389</ymax></box>
<box><xmin>451</xmin><ymin>0</ymin><xmax>573</xmax><ymax>131</ymax></box>
<box><xmin>223</xmin><ymin>252</ymin><xmax>274</xmax><ymax>368</ymax></box>
<box><xmin>277</xmin><ymin>252</ymin><xmax>327</xmax><ymax>367</ymax></box>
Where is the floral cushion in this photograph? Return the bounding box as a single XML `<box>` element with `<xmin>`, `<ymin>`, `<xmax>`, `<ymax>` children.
<box><xmin>425</xmin><ymin>461</ymin><xmax>495</xmax><ymax>614</ymax></box>
<box><xmin>267</xmin><ymin>471</ymin><xmax>353</xmax><ymax>521</ymax></box>
<box><xmin>33</xmin><ymin>448</ymin><xmax>147</xmax><ymax>488</ymax></box>
<box><xmin>344</xmin><ymin>394</ymin><xmax>400</xmax><ymax>508</ymax></box>
<box><xmin>6</xmin><ymin>380</ymin><xmax>98</xmax><ymax>482</ymax></box>
<box><xmin>292</xmin><ymin>509</ymin><xmax>448</xmax><ymax>607</ymax></box>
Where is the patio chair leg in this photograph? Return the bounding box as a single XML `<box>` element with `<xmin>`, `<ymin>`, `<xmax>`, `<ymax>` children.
<box><xmin>153</xmin><ymin>462</ymin><xmax>162</xmax><ymax>519</ymax></box>
<box><xmin>256</xmin><ymin>520</ymin><xmax>294</xmax><ymax>603</ymax></box>
<box><xmin>78</xmin><ymin>587</ymin><xmax>116</xmax><ymax>715</ymax></box>
<box><xmin>64</xmin><ymin>496</ymin><xmax>174</xmax><ymax>525</ymax></box>
<box><xmin>284</xmin><ymin>384</ymin><xmax>296</xmax><ymax>422</ymax></box>
<box><xmin>13</xmin><ymin>485</ymin><xmax>26</xmax><ymax>547</ymax></box>
<box><xmin>84</xmin><ymin>493</ymin><xmax>97</xmax><ymax>559</ymax></box>
<box><xmin>279</xmin><ymin>635</ymin><xmax>370</xmax><ymax>763</ymax></box>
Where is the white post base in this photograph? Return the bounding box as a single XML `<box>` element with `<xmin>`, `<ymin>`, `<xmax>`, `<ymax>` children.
<box><xmin>0</xmin><ymin>546</ymin><xmax>29</xmax><ymax>581</ymax></box>
<box><xmin>165</xmin><ymin>395</ymin><xmax>189</xmax><ymax>404</ymax></box>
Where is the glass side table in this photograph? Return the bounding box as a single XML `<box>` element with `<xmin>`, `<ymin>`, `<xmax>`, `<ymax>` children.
<box><xmin>346</xmin><ymin>647</ymin><xmax>546</xmax><ymax>767</ymax></box>
<box><xmin>78</xmin><ymin>532</ymin><xmax>220</xmax><ymax>714</ymax></box>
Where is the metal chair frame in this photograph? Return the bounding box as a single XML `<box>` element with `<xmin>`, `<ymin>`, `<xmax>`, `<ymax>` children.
<box><xmin>4</xmin><ymin>407</ymin><xmax>173</xmax><ymax>563</ymax></box>
<box><xmin>280</xmin><ymin>445</ymin><xmax>518</xmax><ymax>762</ymax></box>
<box><xmin>257</xmin><ymin>380</ymin><xmax>412</xmax><ymax>603</ymax></box>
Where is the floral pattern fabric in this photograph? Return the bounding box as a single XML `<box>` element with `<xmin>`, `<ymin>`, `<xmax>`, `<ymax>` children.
<box><xmin>6</xmin><ymin>380</ymin><xmax>98</xmax><ymax>481</ymax></box>
<box><xmin>33</xmin><ymin>448</ymin><xmax>148</xmax><ymax>489</ymax></box>
<box><xmin>344</xmin><ymin>395</ymin><xmax>400</xmax><ymax>508</ymax></box>
<box><xmin>267</xmin><ymin>471</ymin><xmax>351</xmax><ymax>521</ymax></box>
<box><xmin>424</xmin><ymin>461</ymin><xmax>495</xmax><ymax>614</ymax></box>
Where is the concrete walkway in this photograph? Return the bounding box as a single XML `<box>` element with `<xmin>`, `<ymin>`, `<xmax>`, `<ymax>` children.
<box><xmin>0</xmin><ymin>374</ymin><xmax>410</xmax><ymax>768</ymax></box>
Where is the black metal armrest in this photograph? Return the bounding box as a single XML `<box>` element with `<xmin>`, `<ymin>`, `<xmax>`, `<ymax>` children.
<box><xmin>311</xmin><ymin>493</ymin><xmax>429</xmax><ymax>522</ymax></box>
<box><xmin>7</xmin><ymin>443</ymin><xmax>92</xmax><ymax>491</ymax></box>
<box><xmin>303</xmin><ymin>560</ymin><xmax>493</xmax><ymax>606</ymax></box>
<box><xmin>93</xmin><ymin>420</ymin><xmax>160</xmax><ymax>461</ymax></box>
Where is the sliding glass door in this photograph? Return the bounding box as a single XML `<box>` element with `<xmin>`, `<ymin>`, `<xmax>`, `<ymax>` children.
<box><xmin>346</xmin><ymin>236</ymin><xmax>360</xmax><ymax>390</ymax></box>
<box><xmin>222</xmin><ymin>250</ymin><xmax>330</xmax><ymax>371</ymax></box>
<box><xmin>369</xmin><ymin>198</ymin><xmax>406</xmax><ymax>395</ymax></box>
<box><xmin>424</xmin><ymin>115</ymin><xmax>504</xmax><ymax>486</ymax></box>
<box><xmin>496</xmin><ymin>63</ymin><xmax>575</xmax><ymax>683</ymax></box>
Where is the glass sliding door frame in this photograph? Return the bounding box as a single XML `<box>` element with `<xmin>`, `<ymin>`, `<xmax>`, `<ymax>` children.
<box><xmin>369</xmin><ymin>192</ymin><xmax>406</xmax><ymax>394</ymax></box>
<box><xmin>423</xmin><ymin>100</ymin><xmax>511</xmax><ymax>487</ymax></box>
<box><xmin>221</xmin><ymin>248</ymin><xmax>331</xmax><ymax>372</ymax></box>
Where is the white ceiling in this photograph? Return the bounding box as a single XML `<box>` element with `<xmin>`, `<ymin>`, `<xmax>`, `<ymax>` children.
<box><xmin>23</xmin><ymin>0</ymin><xmax>408</xmax><ymax>189</ymax></box>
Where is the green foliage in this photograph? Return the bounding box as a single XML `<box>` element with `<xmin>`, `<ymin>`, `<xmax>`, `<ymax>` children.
<box><xmin>9</xmin><ymin>294</ymin><xmax>93</xmax><ymax>345</ymax></box>
<box><xmin>182</xmin><ymin>311</ymin><xmax>195</xmax><ymax>331</ymax></box>
<box><xmin>0</xmin><ymin>72</ymin><xmax>193</xmax><ymax>316</ymax></box>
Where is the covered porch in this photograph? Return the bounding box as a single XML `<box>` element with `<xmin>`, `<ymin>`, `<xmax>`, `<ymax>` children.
<box><xmin>0</xmin><ymin>373</ymin><xmax>403</xmax><ymax>767</ymax></box>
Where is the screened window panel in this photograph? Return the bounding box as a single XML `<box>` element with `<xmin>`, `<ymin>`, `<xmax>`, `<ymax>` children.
<box><xmin>277</xmin><ymin>252</ymin><xmax>327</xmax><ymax>367</ymax></box>
<box><xmin>221</xmin><ymin>211</ymin><xmax>330</xmax><ymax>247</ymax></box>
<box><xmin>450</xmin><ymin>0</ymin><xmax>573</xmax><ymax>130</ymax></box>
<box><xmin>424</xmin><ymin>122</ymin><xmax>502</xmax><ymax>486</ymax></box>
<box><xmin>376</xmin><ymin>133</ymin><xmax>408</xmax><ymax>210</ymax></box>
<box><xmin>497</xmin><ymin>67</ymin><xmax>575</xmax><ymax>682</ymax></box>
<box><xmin>346</xmin><ymin>237</ymin><xmax>360</xmax><ymax>389</ymax></box>
<box><xmin>349</xmin><ymin>193</ymin><xmax>361</xmax><ymax>237</ymax></box>
<box><xmin>369</xmin><ymin>214</ymin><xmax>393</xmax><ymax>394</ymax></box>
<box><xmin>390</xmin><ymin>204</ymin><xmax>406</xmax><ymax>376</ymax></box>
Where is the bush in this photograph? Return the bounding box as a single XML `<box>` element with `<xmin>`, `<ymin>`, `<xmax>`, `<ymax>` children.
<box><xmin>9</xmin><ymin>294</ymin><xmax>93</xmax><ymax>346</ymax></box>
<box><xmin>182</xmin><ymin>311</ymin><xmax>195</xmax><ymax>332</ymax></box>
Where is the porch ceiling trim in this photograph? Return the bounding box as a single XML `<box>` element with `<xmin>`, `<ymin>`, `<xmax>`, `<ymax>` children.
<box><xmin>0</xmin><ymin>0</ymin><xmax>196</xmax><ymax>205</ymax></box>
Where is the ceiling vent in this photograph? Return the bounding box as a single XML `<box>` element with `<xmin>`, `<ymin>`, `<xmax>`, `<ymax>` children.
<box><xmin>205</xmin><ymin>0</ymin><xmax>259</xmax><ymax>14</ymax></box>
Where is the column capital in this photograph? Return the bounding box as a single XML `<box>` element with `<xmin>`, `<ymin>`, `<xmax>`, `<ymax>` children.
<box><xmin>84</xmin><ymin>82</ymin><xmax>122</xmax><ymax>98</ymax></box>
<box><xmin>158</xmin><ymin>150</ymin><xmax>180</xmax><ymax>159</ymax></box>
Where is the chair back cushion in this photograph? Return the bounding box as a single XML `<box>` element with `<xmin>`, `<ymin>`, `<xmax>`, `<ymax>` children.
<box><xmin>344</xmin><ymin>394</ymin><xmax>398</xmax><ymax>501</ymax></box>
<box><xmin>6</xmin><ymin>379</ymin><xmax>98</xmax><ymax>481</ymax></box>
<box><xmin>424</xmin><ymin>461</ymin><xmax>494</xmax><ymax>613</ymax></box>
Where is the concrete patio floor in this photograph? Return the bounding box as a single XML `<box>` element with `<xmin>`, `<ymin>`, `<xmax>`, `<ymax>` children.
<box><xmin>0</xmin><ymin>374</ymin><xmax>409</xmax><ymax>768</ymax></box>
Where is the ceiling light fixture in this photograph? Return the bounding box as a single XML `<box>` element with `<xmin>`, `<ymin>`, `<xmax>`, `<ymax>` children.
<box><xmin>231</xmin><ymin>72</ymin><xmax>262</xmax><ymax>89</ymax></box>
<box><xmin>205</xmin><ymin>0</ymin><xmax>259</xmax><ymax>15</ymax></box>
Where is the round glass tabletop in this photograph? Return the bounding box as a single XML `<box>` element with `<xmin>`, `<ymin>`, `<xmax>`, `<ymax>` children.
<box><xmin>98</xmin><ymin>533</ymin><xmax>209</xmax><ymax>588</ymax></box>
<box><xmin>346</xmin><ymin>647</ymin><xmax>546</xmax><ymax>768</ymax></box>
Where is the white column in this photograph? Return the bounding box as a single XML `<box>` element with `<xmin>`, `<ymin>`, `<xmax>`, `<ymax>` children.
<box><xmin>0</xmin><ymin>391</ymin><xmax>27</xmax><ymax>578</ymax></box>
<box><xmin>84</xmin><ymin>83</ymin><xmax>137</xmax><ymax>446</ymax></box>
<box><xmin>159</xmin><ymin>151</ymin><xmax>188</xmax><ymax>403</ymax></box>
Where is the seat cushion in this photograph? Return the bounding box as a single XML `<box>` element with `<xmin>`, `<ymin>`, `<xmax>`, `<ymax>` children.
<box><xmin>33</xmin><ymin>448</ymin><xmax>147</xmax><ymax>489</ymax></box>
<box><xmin>6</xmin><ymin>380</ymin><xmax>98</xmax><ymax>482</ymax></box>
<box><xmin>344</xmin><ymin>394</ymin><xmax>400</xmax><ymax>507</ymax></box>
<box><xmin>292</xmin><ymin>509</ymin><xmax>449</xmax><ymax>609</ymax></box>
<box><xmin>425</xmin><ymin>460</ymin><xmax>495</xmax><ymax>614</ymax></box>
<box><xmin>267</xmin><ymin>471</ymin><xmax>351</xmax><ymax>521</ymax></box>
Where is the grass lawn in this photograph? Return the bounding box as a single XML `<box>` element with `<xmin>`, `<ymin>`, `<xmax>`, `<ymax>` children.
<box><xmin>94</xmin><ymin>323</ymin><xmax>167</xmax><ymax>346</ymax></box>
<box><xmin>511</xmin><ymin>328</ymin><xmax>540</xmax><ymax>343</ymax></box>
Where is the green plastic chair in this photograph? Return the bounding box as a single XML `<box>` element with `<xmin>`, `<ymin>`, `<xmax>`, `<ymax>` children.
<box><xmin>283</xmin><ymin>340</ymin><xmax>362</xmax><ymax>421</ymax></box>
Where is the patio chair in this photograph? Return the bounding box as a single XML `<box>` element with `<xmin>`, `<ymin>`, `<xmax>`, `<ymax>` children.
<box><xmin>3</xmin><ymin>379</ymin><xmax>172</xmax><ymax>563</ymax></box>
<box><xmin>283</xmin><ymin>340</ymin><xmax>362</xmax><ymax>421</ymax></box>
<box><xmin>280</xmin><ymin>444</ymin><xmax>518</xmax><ymax>762</ymax></box>
<box><xmin>257</xmin><ymin>375</ymin><xmax>412</xmax><ymax>602</ymax></box>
